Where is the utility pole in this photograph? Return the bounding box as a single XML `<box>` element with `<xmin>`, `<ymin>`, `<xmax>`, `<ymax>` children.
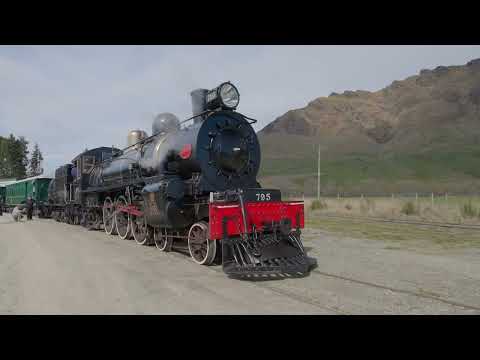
<box><xmin>317</xmin><ymin>144</ymin><xmax>321</xmax><ymax>200</ymax></box>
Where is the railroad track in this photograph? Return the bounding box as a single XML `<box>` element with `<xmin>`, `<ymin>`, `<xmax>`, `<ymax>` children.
<box><xmin>317</xmin><ymin>214</ymin><xmax>480</xmax><ymax>230</ymax></box>
<box><xmin>208</xmin><ymin>263</ymin><xmax>480</xmax><ymax>313</ymax></box>
<box><xmin>311</xmin><ymin>269</ymin><xmax>480</xmax><ymax>312</ymax></box>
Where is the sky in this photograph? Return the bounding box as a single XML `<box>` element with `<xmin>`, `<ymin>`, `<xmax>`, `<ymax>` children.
<box><xmin>1</xmin><ymin>45</ymin><xmax>480</xmax><ymax>176</ymax></box>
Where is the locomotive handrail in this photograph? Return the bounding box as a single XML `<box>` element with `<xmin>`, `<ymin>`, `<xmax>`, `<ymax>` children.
<box><xmin>83</xmin><ymin>108</ymin><xmax>261</xmax><ymax>192</ymax></box>
<box><xmin>93</xmin><ymin>110</ymin><xmax>258</xmax><ymax>170</ymax></box>
<box><xmin>116</xmin><ymin>110</ymin><xmax>257</xmax><ymax>156</ymax></box>
<box><xmin>242</xmin><ymin>114</ymin><xmax>258</xmax><ymax>124</ymax></box>
<box><xmin>117</xmin><ymin>109</ymin><xmax>214</xmax><ymax>155</ymax></box>
<box><xmin>87</xmin><ymin>109</ymin><xmax>216</xmax><ymax>173</ymax></box>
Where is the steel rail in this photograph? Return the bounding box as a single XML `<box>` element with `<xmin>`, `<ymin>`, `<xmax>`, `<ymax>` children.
<box><xmin>316</xmin><ymin>214</ymin><xmax>480</xmax><ymax>230</ymax></box>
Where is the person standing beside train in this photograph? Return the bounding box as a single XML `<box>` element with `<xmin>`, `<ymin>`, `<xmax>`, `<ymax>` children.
<box><xmin>26</xmin><ymin>196</ymin><xmax>34</xmax><ymax>220</ymax></box>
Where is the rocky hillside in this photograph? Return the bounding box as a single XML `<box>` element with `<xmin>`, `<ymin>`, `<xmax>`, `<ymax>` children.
<box><xmin>258</xmin><ymin>58</ymin><xmax>480</xmax><ymax>195</ymax></box>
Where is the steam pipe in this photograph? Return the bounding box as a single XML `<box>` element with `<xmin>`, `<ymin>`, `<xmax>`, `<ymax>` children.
<box><xmin>238</xmin><ymin>190</ymin><xmax>249</xmax><ymax>242</ymax></box>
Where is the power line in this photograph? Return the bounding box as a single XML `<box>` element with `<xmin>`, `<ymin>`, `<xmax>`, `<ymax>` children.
<box><xmin>317</xmin><ymin>144</ymin><xmax>320</xmax><ymax>200</ymax></box>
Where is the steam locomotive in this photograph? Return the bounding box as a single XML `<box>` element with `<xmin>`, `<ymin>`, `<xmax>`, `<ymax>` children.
<box><xmin>46</xmin><ymin>82</ymin><xmax>316</xmax><ymax>278</ymax></box>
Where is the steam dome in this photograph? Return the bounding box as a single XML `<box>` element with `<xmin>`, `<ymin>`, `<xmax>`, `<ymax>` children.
<box><xmin>152</xmin><ymin>113</ymin><xmax>180</xmax><ymax>135</ymax></box>
<box><xmin>127</xmin><ymin>130</ymin><xmax>148</xmax><ymax>147</ymax></box>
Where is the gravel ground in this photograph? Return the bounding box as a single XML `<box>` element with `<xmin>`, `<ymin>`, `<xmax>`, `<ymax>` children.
<box><xmin>1</xmin><ymin>215</ymin><xmax>479</xmax><ymax>314</ymax></box>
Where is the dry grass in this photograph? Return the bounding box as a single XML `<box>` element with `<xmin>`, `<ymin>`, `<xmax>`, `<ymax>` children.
<box><xmin>306</xmin><ymin>216</ymin><xmax>480</xmax><ymax>249</ymax></box>
<box><xmin>310</xmin><ymin>199</ymin><xmax>327</xmax><ymax>211</ymax></box>
<box><xmin>304</xmin><ymin>196</ymin><xmax>480</xmax><ymax>225</ymax></box>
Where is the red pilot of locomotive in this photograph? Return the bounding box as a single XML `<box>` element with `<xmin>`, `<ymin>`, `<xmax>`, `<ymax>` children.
<box><xmin>46</xmin><ymin>82</ymin><xmax>317</xmax><ymax>278</ymax></box>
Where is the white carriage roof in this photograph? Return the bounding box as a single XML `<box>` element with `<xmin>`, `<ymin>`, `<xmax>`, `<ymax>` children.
<box><xmin>1</xmin><ymin>175</ymin><xmax>52</xmax><ymax>186</ymax></box>
<box><xmin>0</xmin><ymin>178</ymin><xmax>17</xmax><ymax>187</ymax></box>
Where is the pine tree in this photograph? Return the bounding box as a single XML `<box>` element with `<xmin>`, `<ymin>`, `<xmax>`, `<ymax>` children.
<box><xmin>28</xmin><ymin>146</ymin><xmax>37</xmax><ymax>176</ymax></box>
<box><xmin>29</xmin><ymin>143</ymin><xmax>44</xmax><ymax>176</ymax></box>
<box><xmin>6</xmin><ymin>134</ymin><xmax>18</xmax><ymax>178</ymax></box>
<box><xmin>4</xmin><ymin>134</ymin><xmax>29</xmax><ymax>179</ymax></box>
<box><xmin>17</xmin><ymin>136</ymin><xmax>29</xmax><ymax>179</ymax></box>
<box><xmin>37</xmin><ymin>145</ymin><xmax>44</xmax><ymax>175</ymax></box>
<box><xmin>0</xmin><ymin>136</ymin><xmax>7</xmax><ymax>178</ymax></box>
<box><xmin>0</xmin><ymin>134</ymin><xmax>31</xmax><ymax>179</ymax></box>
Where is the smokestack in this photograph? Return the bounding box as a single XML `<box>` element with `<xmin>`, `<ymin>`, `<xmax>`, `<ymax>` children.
<box><xmin>190</xmin><ymin>89</ymin><xmax>208</xmax><ymax>124</ymax></box>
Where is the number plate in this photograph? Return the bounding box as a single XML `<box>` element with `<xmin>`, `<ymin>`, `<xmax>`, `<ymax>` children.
<box><xmin>243</xmin><ymin>189</ymin><xmax>281</xmax><ymax>202</ymax></box>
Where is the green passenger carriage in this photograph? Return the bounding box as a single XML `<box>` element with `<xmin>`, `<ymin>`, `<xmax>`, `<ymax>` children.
<box><xmin>3</xmin><ymin>176</ymin><xmax>52</xmax><ymax>215</ymax></box>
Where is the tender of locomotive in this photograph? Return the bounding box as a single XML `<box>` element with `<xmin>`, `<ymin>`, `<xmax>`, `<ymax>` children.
<box><xmin>48</xmin><ymin>82</ymin><xmax>316</xmax><ymax>279</ymax></box>
<box><xmin>47</xmin><ymin>147</ymin><xmax>119</xmax><ymax>223</ymax></box>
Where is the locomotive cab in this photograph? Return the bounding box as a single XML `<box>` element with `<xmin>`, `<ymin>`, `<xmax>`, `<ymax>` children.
<box><xmin>71</xmin><ymin>147</ymin><xmax>118</xmax><ymax>203</ymax></box>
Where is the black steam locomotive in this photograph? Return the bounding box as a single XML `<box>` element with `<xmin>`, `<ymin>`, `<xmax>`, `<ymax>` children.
<box><xmin>46</xmin><ymin>82</ymin><xmax>316</xmax><ymax>278</ymax></box>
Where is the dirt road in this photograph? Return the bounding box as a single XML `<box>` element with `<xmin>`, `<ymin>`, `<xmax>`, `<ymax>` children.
<box><xmin>1</xmin><ymin>215</ymin><xmax>479</xmax><ymax>314</ymax></box>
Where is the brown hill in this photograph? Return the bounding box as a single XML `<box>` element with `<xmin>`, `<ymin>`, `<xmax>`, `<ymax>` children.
<box><xmin>258</xmin><ymin>58</ymin><xmax>480</xmax><ymax>195</ymax></box>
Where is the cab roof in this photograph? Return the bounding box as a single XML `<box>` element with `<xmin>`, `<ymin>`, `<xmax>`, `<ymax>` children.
<box><xmin>71</xmin><ymin>146</ymin><xmax>120</xmax><ymax>163</ymax></box>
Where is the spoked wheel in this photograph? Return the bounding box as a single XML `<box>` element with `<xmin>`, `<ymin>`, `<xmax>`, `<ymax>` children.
<box><xmin>67</xmin><ymin>210</ymin><xmax>74</xmax><ymax>224</ymax></box>
<box><xmin>188</xmin><ymin>221</ymin><xmax>216</xmax><ymax>265</ymax></box>
<box><xmin>131</xmin><ymin>211</ymin><xmax>149</xmax><ymax>245</ymax></box>
<box><xmin>85</xmin><ymin>209</ymin><xmax>99</xmax><ymax>230</ymax></box>
<box><xmin>103</xmin><ymin>197</ymin><xmax>117</xmax><ymax>235</ymax></box>
<box><xmin>154</xmin><ymin>227</ymin><xmax>173</xmax><ymax>252</ymax></box>
<box><xmin>115</xmin><ymin>195</ymin><xmax>131</xmax><ymax>240</ymax></box>
<box><xmin>73</xmin><ymin>211</ymin><xmax>81</xmax><ymax>225</ymax></box>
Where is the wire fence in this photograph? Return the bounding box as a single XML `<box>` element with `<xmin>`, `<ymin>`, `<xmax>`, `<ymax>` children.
<box><xmin>281</xmin><ymin>190</ymin><xmax>480</xmax><ymax>202</ymax></box>
<box><xmin>282</xmin><ymin>190</ymin><xmax>480</xmax><ymax>218</ymax></box>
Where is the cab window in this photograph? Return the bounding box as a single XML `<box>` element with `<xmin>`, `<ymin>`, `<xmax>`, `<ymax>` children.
<box><xmin>73</xmin><ymin>161</ymin><xmax>81</xmax><ymax>179</ymax></box>
<box><xmin>102</xmin><ymin>151</ymin><xmax>113</xmax><ymax>162</ymax></box>
<box><xmin>82</xmin><ymin>156</ymin><xmax>96</xmax><ymax>174</ymax></box>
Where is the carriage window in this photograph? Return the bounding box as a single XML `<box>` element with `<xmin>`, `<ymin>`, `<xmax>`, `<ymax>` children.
<box><xmin>82</xmin><ymin>156</ymin><xmax>96</xmax><ymax>174</ymax></box>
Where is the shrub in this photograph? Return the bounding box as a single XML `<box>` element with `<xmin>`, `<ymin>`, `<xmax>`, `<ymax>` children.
<box><xmin>401</xmin><ymin>201</ymin><xmax>417</xmax><ymax>215</ymax></box>
<box><xmin>360</xmin><ymin>198</ymin><xmax>375</xmax><ymax>214</ymax></box>
<box><xmin>461</xmin><ymin>200</ymin><xmax>478</xmax><ymax>218</ymax></box>
<box><xmin>310</xmin><ymin>199</ymin><xmax>327</xmax><ymax>211</ymax></box>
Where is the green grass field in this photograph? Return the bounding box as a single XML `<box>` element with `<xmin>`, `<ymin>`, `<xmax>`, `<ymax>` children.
<box><xmin>258</xmin><ymin>145</ymin><xmax>480</xmax><ymax>195</ymax></box>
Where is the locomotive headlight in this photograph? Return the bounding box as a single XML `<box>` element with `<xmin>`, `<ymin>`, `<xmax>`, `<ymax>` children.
<box><xmin>206</xmin><ymin>82</ymin><xmax>240</xmax><ymax>110</ymax></box>
<box><xmin>219</xmin><ymin>82</ymin><xmax>240</xmax><ymax>108</ymax></box>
